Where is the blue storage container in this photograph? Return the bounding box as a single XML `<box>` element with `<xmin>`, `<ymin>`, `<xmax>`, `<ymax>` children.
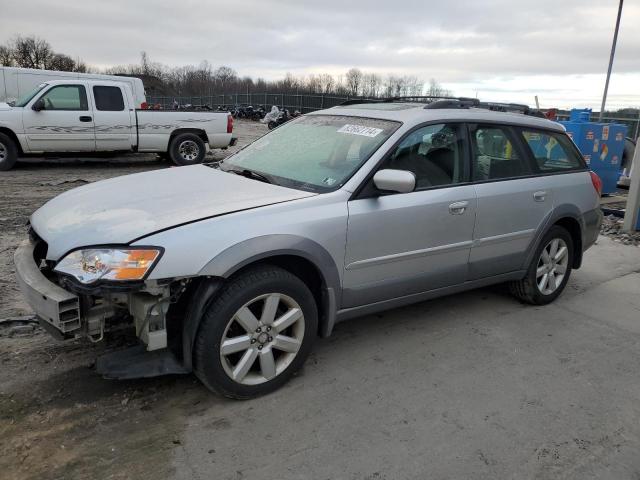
<box><xmin>560</xmin><ymin>109</ymin><xmax>627</xmax><ymax>195</ymax></box>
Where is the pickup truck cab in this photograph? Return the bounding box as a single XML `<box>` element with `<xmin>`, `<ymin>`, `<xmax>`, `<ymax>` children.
<box><xmin>0</xmin><ymin>79</ymin><xmax>234</xmax><ymax>170</ymax></box>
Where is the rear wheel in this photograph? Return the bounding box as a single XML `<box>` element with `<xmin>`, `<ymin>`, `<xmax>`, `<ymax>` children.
<box><xmin>169</xmin><ymin>133</ymin><xmax>206</xmax><ymax>166</ymax></box>
<box><xmin>194</xmin><ymin>266</ymin><xmax>318</xmax><ymax>398</ymax></box>
<box><xmin>0</xmin><ymin>133</ymin><xmax>18</xmax><ymax>171</ymax></box>
<box><xmin>510</xmin><ymin>226</ymin><xmax>573</xmax><ymax>305</ymax></box>
<box><xmin>268</xmin><ymin>121</ymin><xmax>277</xmax><ymax>130</ymax></box>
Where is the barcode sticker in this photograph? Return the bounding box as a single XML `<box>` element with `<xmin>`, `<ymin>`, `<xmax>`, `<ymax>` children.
<box><xmin>337</xmin><ymin>124</ymin><xmax>383</xmax><ymax>137</ymax></box>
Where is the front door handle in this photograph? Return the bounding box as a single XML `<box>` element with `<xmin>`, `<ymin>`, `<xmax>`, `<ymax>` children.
<box><xmin>449</xmin><ymin>201</ymin><xmax>469</xmax><ymax>215</ymax></box>
<box><xmin>533</xmin><ymin>191</ymin><xmax>547</xmax><ymax>202</ymax></box>
<box><xmin>79</xmin><ymin>116</ymin><xmax>92</xmax><ymax>122</ymax></box>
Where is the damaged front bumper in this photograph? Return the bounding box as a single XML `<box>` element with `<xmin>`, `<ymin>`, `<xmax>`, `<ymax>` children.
<box><xmin>14</xmin><ymin>238</ymin><xmax>172</xmax><ymax>351</ymax></box>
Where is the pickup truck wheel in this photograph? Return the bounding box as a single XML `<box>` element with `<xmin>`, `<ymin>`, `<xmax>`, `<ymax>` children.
<box><xmin>0</xmin><ymin>133</ymin><xmax>18</xmax><ymax>171</ymax></box>
<box><xmin>510</xmin><ymin>226</ymin><xmax>573</xmax><ymax>305</ymax></box>
<box><xmin>194</xmin><ymin>266</ymin><xmax>318</xmax><ymax>399</ymax></box>
<box><xmin>169</xmin><ymin>133</ymin><xmax>206</xmax><ymax>166</ymax></box>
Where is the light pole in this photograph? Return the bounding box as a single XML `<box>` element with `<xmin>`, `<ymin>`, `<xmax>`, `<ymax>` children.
<box><xmin>599</xmin><ymin>0</ymin><xmax>624</xmax><ymax>121</ymax></box>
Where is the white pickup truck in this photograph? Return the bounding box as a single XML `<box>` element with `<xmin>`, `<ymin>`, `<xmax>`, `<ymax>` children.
<box><xmin>0</xmin><ymin>79</ymin><xmax>235</xmax><ymax>170</ymax></box>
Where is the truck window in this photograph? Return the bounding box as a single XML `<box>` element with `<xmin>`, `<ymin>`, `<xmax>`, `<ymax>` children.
<box><xmin>39</xmin><ymin>85</ymin><xmax>88</xmax><ymax>111</ymax></box>
<box><xmin>93</xmin><ymin>86</ymin><xmax>125</xmax><ymax>111</ymax></box>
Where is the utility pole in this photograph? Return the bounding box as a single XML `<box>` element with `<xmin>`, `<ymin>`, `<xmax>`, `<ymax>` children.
<box><xmin>599</xmin><ymin>0</ymin><xmax>623</xmax><ymax>121</ymax></box>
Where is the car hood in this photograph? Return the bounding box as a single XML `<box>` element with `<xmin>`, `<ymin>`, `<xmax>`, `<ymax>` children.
<box><xmin>31</xmin><ymin>165</ymin><xmax>316</xmax><ymax>260</ymax></box>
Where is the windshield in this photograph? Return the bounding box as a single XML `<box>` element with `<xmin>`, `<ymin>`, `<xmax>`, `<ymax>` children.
<box><xmin>223</xmin><ymin>115</ymin><xmax>400</xmax><ymax>192</ymax></box>
<box><xmin>14</xmin><ymin>83</ymin><xmax>48</xmax><ymax>107</ymax></box>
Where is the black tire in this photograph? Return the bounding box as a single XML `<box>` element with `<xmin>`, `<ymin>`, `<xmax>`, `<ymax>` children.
<box><xmin>168</xmin><ymin>133</ymin><xmax>206</xmax><ymax>166</ymax></box>
<box><xmin>0</xmin><ymin>132</ymin><xmax>18</xmax><ymax>171</ymax></box>
<box><xmin>194</xmin><ymin>265</ymin><xmax>318</xmax><ymax>399</ymax></box>
<box><xmin>268</xmin><ymin>121</ymin><xmax>277</xmax><ymax>130</ymax></box>
<box><xmin>510</xmin><ymin>225</ymin><xmax>574</xmax><ymax>305</ymax></box>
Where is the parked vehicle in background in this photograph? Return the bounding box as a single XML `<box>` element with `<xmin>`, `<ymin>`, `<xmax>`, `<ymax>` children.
<box><xmin>263</xmin><ymin>105</ymin><xmax>292</xmax><ymax>129</ymax></box>
<box><xmin>14</xmin><ymin>97</ymin><xmax>602</xmax><ymax>398</ymax></box>
<box><xmin>0</xmin><ymin>79</ymin><xmax>235</xmax><ymax>170</ymax></box>
<box><xmin>0</xmin><ymin>66</ymin><xmax>146</xmax><ymax>108</ymax></box>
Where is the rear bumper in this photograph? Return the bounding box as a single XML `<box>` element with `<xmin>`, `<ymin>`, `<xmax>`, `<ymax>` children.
<box><xmin>13</xmin><ymin>240</ymin><xmax>81</xmax><ymax>337</ymax></box>
<box><xmin>208</xmin><ymin>133</ymin><xmax>234</xmax><ymax>149</ymax></box>
<box><xmin>583</xmin><ymin>207</ymin><xmax>603</xmax><ymax>251</ymax></box>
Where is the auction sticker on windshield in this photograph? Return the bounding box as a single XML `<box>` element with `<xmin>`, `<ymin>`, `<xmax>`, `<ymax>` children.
<box><xmin>337</xmin><ymin>124</ymin><xmax>384</xmax><ymax>137</ymax></box>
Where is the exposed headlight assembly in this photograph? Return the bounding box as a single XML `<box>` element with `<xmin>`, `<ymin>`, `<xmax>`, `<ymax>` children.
<box><xmin>54</xmin><ymin>248</ymin><xmax>162</xmax><ymax>284</ymax></box>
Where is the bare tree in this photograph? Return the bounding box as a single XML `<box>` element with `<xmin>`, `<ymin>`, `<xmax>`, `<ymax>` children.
<box><xmin>317</xmin><ymin>74</ymin><xmax>335</xmax><ymax>94</ymax></box>
<box><xmin>46</xmin><ymin>53</ymin><xmax>76</xmax><ymax>71</ymax></box>
<box><xmin>0</xmin><ymin>45</ymin><xmax>13</xmax><ymax>66</ymax></box>
<box><xmin>362</xmin><ymin>73</ymin><xmax>382</xmax><ymax>97</ymax></box>
<box><xmin>425</xmin><ymin>78</ymin><xmax>451</xmax><ymax>97</ymax></box>
<box><xmin>345</xmin><ymin>68</ymin><xmax>363</xmax><ymax>96</ymax></box>
<box><xmin>11</xmin><ymin>35</ymin><xmax>52</xmax><ymax>69</ymax></box>
<box><xmin>213</xmin><ymin>66</ymin><xmax>238</xmax><ymax>88</ymax></box>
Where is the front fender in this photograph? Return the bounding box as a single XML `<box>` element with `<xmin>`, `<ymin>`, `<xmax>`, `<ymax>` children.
<box><xmin>199</xmin><ymin>234</ymin><xmax>342</xmax><ymax>295</ymax></box>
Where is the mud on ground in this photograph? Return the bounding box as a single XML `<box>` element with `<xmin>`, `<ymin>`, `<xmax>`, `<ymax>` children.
<box><xmin>0</xmin><ymin>120</ymin><xmax>267</xmax><ymax>480</ymax></box>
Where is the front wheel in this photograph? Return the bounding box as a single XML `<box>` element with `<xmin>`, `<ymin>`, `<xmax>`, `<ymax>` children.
<box><xmin>510</xmin><ymin>226</ymin><xmax>574</xmax><ymax>305</ymax></box>
<box><xmin>194</xmin><ymin>266</ymin><xmax>318</xmax><ymax>398</ymax></box>
<box><xmin>267</xmin><ymin>121</ymin><xmax>277</xmax><ymax>130</ymax></box>
<box><xmin>169</xmin><ymin>133</ymin><xmax>206</xmax><ymax>166</ymax></box>
<box><xmin>0</xmin><ymin>133</ymin><xmax>18</xmax><ymax>171</ymax></box>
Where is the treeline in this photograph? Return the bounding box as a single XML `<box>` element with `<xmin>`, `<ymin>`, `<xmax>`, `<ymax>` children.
<box><xmin>0</xmin><ymin>35</ymin><xmax>452</xmax><ymax>98</ymax></box>
<box><xmin>0</xmin><ymin>35</ymin><xmax>87</xmax><ymax>72</ymax></box>
<box><xmin>105</xmin><ymin>52</ymin><xmax>451</xmax><ymax>98</ymax></box>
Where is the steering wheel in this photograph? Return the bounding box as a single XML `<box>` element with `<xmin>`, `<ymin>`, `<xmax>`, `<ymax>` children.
<box><xmin>45</xmin><ymin>98</ymin><xmax>54</xmax><ymax>110</ymax></box>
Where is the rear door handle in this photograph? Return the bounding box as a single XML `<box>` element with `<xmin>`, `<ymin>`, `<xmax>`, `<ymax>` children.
<box><xmin>449</xmin><ymin>201</ymin><xmax>469</xmax><ymax>215</ymax></box>
<box><xmin>79</xmin><ymin>116</ymin><xmax>92</xmax><ymax>122</ymax></box>
<box><xmin>533</xmin><ymin>191</ymin><xmax>547</xmax><ymax>202</ymax></box>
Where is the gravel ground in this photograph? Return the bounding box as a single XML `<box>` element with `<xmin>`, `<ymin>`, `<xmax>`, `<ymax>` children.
<box><xmin>0</xmin><ymin>120</ymin><xmax>266</xmax><ymax>480</ymax></box>
<box><xmin>2</xmin><ymin>123</ymin><xmax>640</xmax><ymax>480</ymax></box>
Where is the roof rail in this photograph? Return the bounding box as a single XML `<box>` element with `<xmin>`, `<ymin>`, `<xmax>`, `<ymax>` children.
<box><xmin>424</xmin><ymin>98</ymin><xmax>480</xmax><ymax>109</ymax></box>
<box><xmin>339</xmin><ymin>96</ymin><xmax>546</xmax><ymax>118</ymax></box>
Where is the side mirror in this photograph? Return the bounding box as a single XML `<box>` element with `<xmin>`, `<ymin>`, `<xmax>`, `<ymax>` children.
<box><xmin>373</xmin><ymin>169</ymin><xmax>416</xmax><ymax>194</ymax></box>
<box><xmin>32</xmin><ymin>99</ymin><xmax>45</xmax><ymax>112</ymax></box>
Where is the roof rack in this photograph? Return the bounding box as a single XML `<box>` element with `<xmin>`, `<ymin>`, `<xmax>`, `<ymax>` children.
<box><xmin>339</xmin><ymin>96</ymin><xmax>546</xmax><ymax>117</ymax></box>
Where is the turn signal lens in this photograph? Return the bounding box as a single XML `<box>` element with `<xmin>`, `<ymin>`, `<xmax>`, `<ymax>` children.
<box><xmin>55</xmin><ymin>248</ymin><xmax>161</xmax><ymax>284</ymax></box>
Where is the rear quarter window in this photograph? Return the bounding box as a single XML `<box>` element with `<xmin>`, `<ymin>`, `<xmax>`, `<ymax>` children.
<box><xmin>93</xmin><ymin>86</ymin><xmax>125</xmax><ymax>111</ymax></box>
<box><xmin>520</xmin><ymin>129</ymin><xmax>585</xmax><ymax>172</ymax></box>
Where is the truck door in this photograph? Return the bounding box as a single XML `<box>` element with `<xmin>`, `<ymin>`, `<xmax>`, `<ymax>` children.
<box><xmin>91</xmin><ymin>84</ymin><xmax>135</xmax><ymax>151</ymax></box>
<box><xmin>23</xmin><ymin>83</ymin><xmax>96</xmax><ymax>152</ymax></box>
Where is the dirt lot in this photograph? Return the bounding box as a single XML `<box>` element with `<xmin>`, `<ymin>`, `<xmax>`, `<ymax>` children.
<box><xmin>2</xmin><ymin>119</ymin><xmax>640</xmax><ymax>480</ymax></box>
<box><xmin>0</xmin><ymin>120</ymin><xmax>267</xmax><ymax>480</ymax></box>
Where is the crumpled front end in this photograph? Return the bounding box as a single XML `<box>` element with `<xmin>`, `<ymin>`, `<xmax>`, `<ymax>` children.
<box><xmin>14</xmin><ymin>230</ymin><xmax>176</xmax><ymax>352</ymax></box>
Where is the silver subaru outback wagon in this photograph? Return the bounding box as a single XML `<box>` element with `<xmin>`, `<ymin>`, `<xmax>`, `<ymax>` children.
<box><xmin>14</xmin><ymin>98</ymin><xmax>602</xmax><ymax>398</ymax></box>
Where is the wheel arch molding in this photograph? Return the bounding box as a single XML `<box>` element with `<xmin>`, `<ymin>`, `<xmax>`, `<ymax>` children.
<box><xmin>523</xmin><ymin>204</ymin><xmax>585</xmax><ymax>271</ymax></box>
<box><xmin>180</xmin><ymin>235</ymin><xmax>341</xmax><ymax>370</ymax></box>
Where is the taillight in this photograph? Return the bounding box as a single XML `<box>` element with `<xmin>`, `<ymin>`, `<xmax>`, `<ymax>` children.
<box><xmin>227</xmin><ymin>114</ymin><xmax>233</xmax><ymax>134</ymax></box>
<box><xmin>590</xmin><ymin>171</ymin><xmax>602</xmax><ymax>196</ymax></box>
<box><xmin>140</xmin><ymin>101</ymin><xmax>148</xmax><ymax>109</ymax></box>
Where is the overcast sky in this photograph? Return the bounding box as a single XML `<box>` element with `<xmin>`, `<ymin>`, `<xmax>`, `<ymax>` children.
<box><xmin>2</xmin><ymin>0</ymin><xmax>639</xmax><ymax>109</ymax></box>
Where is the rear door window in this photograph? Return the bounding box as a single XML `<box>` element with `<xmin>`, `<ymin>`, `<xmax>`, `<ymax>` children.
<box><xmin>470</xmin><ymin>125</ymin><xmax>531</xmax><ymax>181</ymax></box>
<box><xmin>93</xmin><ymin>86</ymin><xmax>125</xmax><ymax>111</ymax></box>
<box><xmin>520</xmin><ymin>130</ymin><xmax>586</xmax><ymax>172</ymax></box>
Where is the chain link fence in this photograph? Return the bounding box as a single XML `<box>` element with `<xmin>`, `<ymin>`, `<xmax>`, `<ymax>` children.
<box><xmin>146</xmin><ymin>93</ymin><xmax>640</xmax><ymax>138</ymax></box>
<box><xmin>145</xmin><ymin>93</ymin><xmax>361</xmax><ymax>113</ymax></box>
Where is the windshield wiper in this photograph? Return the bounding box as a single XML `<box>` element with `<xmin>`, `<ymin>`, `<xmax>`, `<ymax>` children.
<box><xmin>227</xmin><ymin>167</ymin><xmax>274</xmax><ymax>184</ymax></box>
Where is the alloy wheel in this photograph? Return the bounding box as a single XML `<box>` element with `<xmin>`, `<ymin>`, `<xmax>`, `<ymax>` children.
<box><xmin>0</xmin><ymin>142</ymin><xmax>6</xmax><ymax>161</ymax></box>
<box><xmin>536</xmin><ymin>238</ymin><xmax>569</xmax><ymax>295</ymax></box>
<box><xmin>219</xmin><ymin>293</ymin><xmax>305</xmax><ymax>385</ymax></box>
